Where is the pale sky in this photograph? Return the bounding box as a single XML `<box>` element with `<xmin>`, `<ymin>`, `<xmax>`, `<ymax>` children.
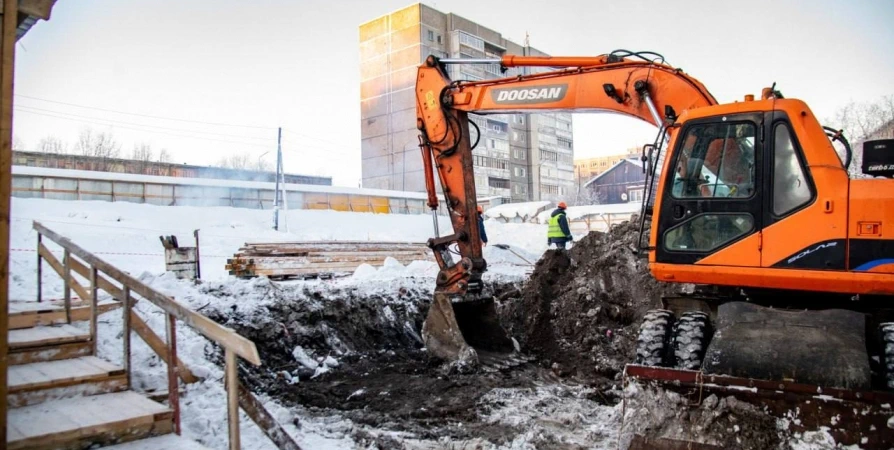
<box><xmin>13</xmin><ymin>0</ymin><xmax>894</xmax><ymax>186</ymax></box>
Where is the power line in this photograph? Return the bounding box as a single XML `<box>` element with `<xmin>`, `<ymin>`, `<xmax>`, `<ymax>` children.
<box><xmin>15</xmin><ymin>94</ymin><xmax>277</xmax><ymax>130</ymax></box>
<box><xmin>17</xmin><ymin>105</ymin><xmax>276</xmax><ymax>142</ymax></box>
<box><xmin>15</xmin><ymin>107</ymin><xmax>274</xmax><ymax>150</ymax></box>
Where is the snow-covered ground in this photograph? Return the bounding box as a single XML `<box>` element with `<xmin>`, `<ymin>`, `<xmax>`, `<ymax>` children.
<box><xmin>10</xmin><ymin>198</ymin><xmax>548</xmax><ymax>301</ymax></box>
<box><xmin>6</xmin><ymin>198</ymin><xmax>553</xmax><ymax>449</ymax></box>
<box><xmin>7</xmin><ymin>198</ymin><xmax>862</xmax><ymax>449</ymax></box>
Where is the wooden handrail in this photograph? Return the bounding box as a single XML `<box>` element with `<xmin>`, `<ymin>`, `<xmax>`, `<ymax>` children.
<box><xmin>33</xmin><ymin>221</ymin><xmax>261</xmax><ymax>366</ymax></box>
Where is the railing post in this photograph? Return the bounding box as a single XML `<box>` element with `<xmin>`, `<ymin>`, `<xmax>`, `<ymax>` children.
<box><xmin>226</xmin><ymin>348</ymin><xmax>240</xmax><ymax>450</ymax></box>
<box><xmin>166</xmin><ymin>313</ymin><xmax>181</xmax><ymax>435</ymax></box>
<box><xmin>122</xmin><ymin>286</ymin><xmax>131</xmax><ymax>390</ymax></box>
<box><xmin>36</xmin><ymin>233</ymin><xmax>42</xmax><ymax>302</ymax></box>
<box><xmin>63</xmin><ymin>249</ymin><xmax>71</xmax><ymax>323</ymax></box>
<box><xmin>90</xmin><ymin>265</ymin><xmax>98</xmax><ymax>354</ymax></box>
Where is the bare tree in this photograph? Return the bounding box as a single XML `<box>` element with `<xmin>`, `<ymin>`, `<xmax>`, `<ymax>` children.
<box><xmin>12</xmin><ymin>136</ymin><xmax>25</xmax><ymax>150</ymax></box>
<box><xmin>215</xmin><ymin>152</ymin><xmax>255</xmax><ymax>170</ymax></box>
<box><xmin>131</xmin><ymin>143</ymin><xmax>153</xmax><ymax>174</ymax></box>
<box><xmin>36</xmin><ymin>135</ymin><xmax>67</xmax><ymax>154</ymax></box>
<box><xmin>256</xmin><ymin>158</ymin><xmax>273</xmax><ymax>172</ymax></box>
<box><xmin>157</xmin><ymin>148</ymin><xmax>172</xmax><ymax>163</ymax></box>
<box><xmin>76</xmin><ymin>127</ymin><xmax>121</xmax><ymax>171</ymax></box>
<box><xmin>828</xmin><ymin>95</ymin><xmax>894</xmax><ymax>178</ymax></box>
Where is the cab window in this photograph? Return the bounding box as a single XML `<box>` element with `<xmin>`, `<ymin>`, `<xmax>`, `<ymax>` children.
<box><xmin>672</xmin><ymin>122</ymin><xmax>756</xmax><ymax>199</ymax></box>
<box><xmin>772</xmin><ymin>124</ymin><xmax>812</xmax><ymax>216</ymax></box>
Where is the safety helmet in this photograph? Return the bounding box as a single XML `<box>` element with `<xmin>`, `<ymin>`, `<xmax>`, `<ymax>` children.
<box><xmin>558</xmin><ymin>201</ymin><xmax>567</xmax><ymax>209</ymax></box>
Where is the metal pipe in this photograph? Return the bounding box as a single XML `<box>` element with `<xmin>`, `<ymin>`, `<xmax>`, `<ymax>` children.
<box><xmin>431</xmin><ymin>210</ymin><xmax>440</xmax><ymax>237</ymax></box>
<box><xmin>641</xmin><ymin>91</ymin><xmax>663</xmax><ymax>128</ymax></box>
<box><xmin>438</xmin><ymin>58</ymin><xmax>502</xmax><ymax>65</ymax></box>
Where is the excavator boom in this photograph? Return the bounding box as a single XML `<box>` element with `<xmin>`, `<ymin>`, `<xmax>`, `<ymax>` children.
<box><xmin>415</xmin><ymin>51</ymin><xmax>718</xmax><ymax>365</ymax></box>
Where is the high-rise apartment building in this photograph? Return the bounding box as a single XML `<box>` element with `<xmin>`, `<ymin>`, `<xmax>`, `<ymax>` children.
<box><xmin>359</xmin><ymin>3</ymin><xmax>575</xmax><ymax>203</ymax></box>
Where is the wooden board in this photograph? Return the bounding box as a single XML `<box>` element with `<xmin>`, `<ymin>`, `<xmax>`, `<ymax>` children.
<box><xmin>8</xmin><ymin>324</ymin><xmax>89</xmax><ymax>350</ymax></box>
<box><xmin>101</xmin><ymin>435</ymin><xmax>212</xmax><ymax>450</ymax></box>
<box><xmin>9</xmin><ymin>300</ymin><xmax>121</xmax><ymax>330</ymax></box>
<box><xmin>8</xmin><ymin>341</ymin><xmax>92</xmax><ymax>366</ymax></box>
<box><xmin>8</xmin><ymin>377</ymin><xmax>127</xmax><ymax>408</ymax></box>
<box><xmin>7</xmin><ymin>391</ymin><xmax>173</xmax><ymax>450</ymax></box>
<box><xmin>8</xmin><ymin>356</ymin><xmax>124</xmax><ymax>392</ymax></box>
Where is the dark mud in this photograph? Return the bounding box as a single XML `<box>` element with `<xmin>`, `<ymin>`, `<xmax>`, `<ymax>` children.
<box><xmin>203</xmin><ymin>278</ymin><xmax>553</xmax><ymax>445</ymax></box>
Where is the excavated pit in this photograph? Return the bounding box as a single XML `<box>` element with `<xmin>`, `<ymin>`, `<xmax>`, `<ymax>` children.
<box><xmin>196</xmin><ymin>220</ymin><xmax>810</xmax><ymax>448</ymax></box>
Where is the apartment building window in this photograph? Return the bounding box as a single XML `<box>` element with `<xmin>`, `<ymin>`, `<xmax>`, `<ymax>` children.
<box><xmin>487</xmin><ymin>120</ymin><xmax>508</xmax><ymax>134</ymax></box>
<box><xmin>487</xmin><ymin>138</ymin><xmax>509</xmax><ymax>151</ymax></box>
<box><xmin>474</xmin><ymin>155</ymin><xmax>509</xmax><ymax>170</ymax></box>
<box><xmin>459</xmin><ymin>32</ymin><xmax>484</xmax><ymax>50</ymax></box>
<box><xmin>512</xmin><ymin>131</ymin><xmax>526</xmax><ymax>143</ymax></box>
<box><xmin>541</xmin><ymin>184</ymin><xmax>559</xmax><ymax>195</ymax></box>
<box><xmin>513</xmin><ymin>149</ymin><xmax>527</xmax><ymax>160</ymax></box>
<box><xmin>427</xmin><ymin>30</ymin><xmax>434</xmax><ymax>41</ymax></box>
<box><xmin>437</xmin><ymin>35</ymin><xmax>442</xmax><ymax>44</ymax></box>
<box><xmin>513</xmin><ymin>167</ymin><xmax>526</xmax><ymax>177</ymax></box>
<box><xmin>514</xmin><ymin>115</ymin><xmax>525</xmax><ymax>125</ymax></box>
<box><xmin>514</xmin><ymin>184</ymin><xmax>527</xmax><ymax>194</ymax></box>
<box><xmin>559</xmin><ymin>153</ymin><xmax>574</xmax><ymax>164</ymax></box>
<box><xmin>488</xmin><ymin>177</ymin><xmax>510</xmax><ymax>189</ymax></box>
<box><xmin>557</xmin><ymin>138</ymin><xmax>572</xmax><ymax>150</ymax></box>
<box><xmin>629</xmin><ymin>189</ymin><xmax>644</xmax><ymax>203</ymax></box>
<box><xmin>556</xmin><ymin>121</ymin><xmax>572</xmax><ymax>131</ymax></box>
<box><xmin>540</xmin><ymin>150</ymin><xmax>558</xmax><ymax>162</ymax></box>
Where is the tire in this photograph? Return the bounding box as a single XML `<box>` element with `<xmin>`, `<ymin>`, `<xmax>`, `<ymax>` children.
<box><xmin>881</xmin><ymin>322</ymin><xmax>894</xmax><ymax>390</ymax></box>
<box><xmin>672</xmin><ymin>311</ymin><xmax>711</xmax><ymax>370</ymax></box>
<box><xmin>635</xmin><ymin>310</ymin><xmax>675</xmax><ymax>367</ymax></box>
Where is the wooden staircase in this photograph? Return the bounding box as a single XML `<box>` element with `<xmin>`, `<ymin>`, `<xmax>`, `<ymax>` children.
<box><xmin>6</xmin><ymin>301</ymin><xmax>208</xmax><ymax>450</ymax></box>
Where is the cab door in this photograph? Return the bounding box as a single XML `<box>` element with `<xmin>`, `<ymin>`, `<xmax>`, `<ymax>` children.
<box><xmin>655</xmin><ymin>113</ymin><xmax>763</xmax><ymax>266</ymax></box>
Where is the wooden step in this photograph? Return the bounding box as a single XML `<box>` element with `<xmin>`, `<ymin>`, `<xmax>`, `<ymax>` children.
<box><xmin>9</xmin><ymin>300</ymin><xmax>121</xmax><ymax>330</ymax></box>
<box><xmin>9</xmin><ymin>341</ymin><xmax>92</xmax><ymax>365</ymax></box>
<box><xmin>8</xmin><ymin>324</ymin><xmax>92</xmax><ymax>365</ymax></box>
<box><xmin>8</xmin><ymin>356</ymin><xmax>127</xmax><ymax>407</ymax></box>
<box><xmin>101</xmin><ymin>435</ymin><xmax>212</xmax><ymax>449</ymax></box>
<box><xmin>9</xmin><ymin>324</ymin><xmax>90</xmax><ymax>349</ymax></box>
<box><xmin>7</xmin><ymin>391</ymin><xmax>174</xmax><ymax>450</ymax></box>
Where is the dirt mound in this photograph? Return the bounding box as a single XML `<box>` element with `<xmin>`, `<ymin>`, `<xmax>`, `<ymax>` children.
<box><xmin>501</xmin><ymin>218</ymin><xmax>682</xmax><ymax>390</ymax></box>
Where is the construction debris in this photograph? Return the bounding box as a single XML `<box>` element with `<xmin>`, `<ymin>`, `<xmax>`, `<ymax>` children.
<box><xmin>226</xmin><ymin>241</ymin><xmax>434</xmax><ymax>279</ymax></box>
<box><xmin>159</xmin><ymin>234</ymin><xmax>199</xmax><ymax>280</ymax></box>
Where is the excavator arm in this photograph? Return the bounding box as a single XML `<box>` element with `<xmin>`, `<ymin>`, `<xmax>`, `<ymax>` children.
<box><xmin>415</xmin><ymin>52</ymin><xmax>717</xmax><ymax>364</ymax></box>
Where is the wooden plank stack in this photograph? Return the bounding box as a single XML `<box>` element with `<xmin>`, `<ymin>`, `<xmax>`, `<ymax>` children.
<box><xmin>226</xmin><ymin>241</ymin><xmax>434</xmax><ymax>279</ymax></box>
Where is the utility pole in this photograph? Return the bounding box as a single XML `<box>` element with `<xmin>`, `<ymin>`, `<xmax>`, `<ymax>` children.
<box><xmin>273</xmin><ymin>127</ymin><xmax>282</xmax><ymax>231</ymax></box>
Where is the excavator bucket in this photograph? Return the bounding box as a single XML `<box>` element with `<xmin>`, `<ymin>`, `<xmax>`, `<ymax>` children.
<box><xmin>423</xmin><ymin>292</ymin><xmax>515</xmax><ymax>366</ymax></box>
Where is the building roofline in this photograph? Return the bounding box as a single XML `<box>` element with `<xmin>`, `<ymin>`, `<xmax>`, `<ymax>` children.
<box><xmin>583</xmin><ymin>158</ymin><xmax>642</xmax><ymax>187</ymax></box>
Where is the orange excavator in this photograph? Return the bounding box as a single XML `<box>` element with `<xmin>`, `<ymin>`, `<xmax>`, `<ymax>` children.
<box><xmin>415</xmin><ymin>50</ymin><xmax>894</xmax><ymax>446</ymax></box>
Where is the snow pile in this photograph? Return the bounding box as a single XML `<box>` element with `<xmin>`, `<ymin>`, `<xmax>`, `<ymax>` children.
<box><xmin>484</xmin><ymin>201</ymin><xmax>551</xmax><ymax>223</ymax></box>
